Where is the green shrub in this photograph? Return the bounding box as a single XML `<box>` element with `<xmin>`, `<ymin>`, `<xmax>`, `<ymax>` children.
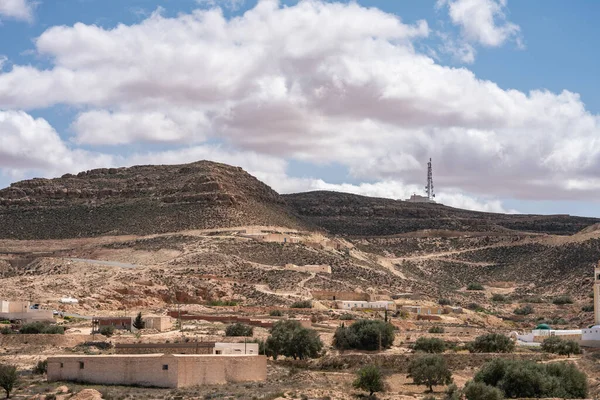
<box><xmin>225</xmin><ymin>323</ymin><xmax>254</xmax><ymax>337</ymax></box>
<box><xmin>467</xmin><ymin>283</ymin><xmax>484</xmax><ymax>291</ymax></box>
<box><xmin>99</xmin><ymin>325</ymin><xmax>115</xmax><ymax>337</ymax></box>
<box><xmin>445</xmin><ymin>383</ymin><xmax>461</xmax><ymax>400</ymax></box>
<box><xmin>581</xmin><ymin>304</ymin><xmax>594</xmax><ymax>312</ymax></box>
<box><xmin>474</xmin><ymin>358</ymin><xmax>587</xmax><ymax>398</ymax></box>
<box><xmin>290</xmin><ymin>300</ymin><xmax>312</xmax><ymax>309</ymax></box>
<box><xmin>265</xmin><ymin>320</ymin><xmax>323</xmax><ymax>360</ymax></box>
<box><xmin>468</xmin><ymin>333</ymin><xmax>514</xmax><ymax>353</ymax></box>
<box><xmin>438</xmin><ymin>298</ymin><xmax>452</xmax><ymax>306</ymax></box>
<box><xmin>413</xmin><ymin>337</ymin><xmax>446</xmax><ymax>353</ymax></box>
<box><xmin>0</xmin><ymin>326</ymin><xmax>13</xmax><ymax>335</ymax></box>
<box><xmin>353</xmin><ymin>364</ymin><xmax>384</xmax><ymax>396</ymax></box>
<box><xmin>429</xmin><ymin>326</ymin><xmax>445</xmax><ymax>334</ymax></box>
<box><xmin>33</xmin><ymin>359</ymin><xmax>47</xmax><ymax>375</ymax></box>
<box><xmin>553</xmin><ymin>296</ymin><xmax>574</xmax><ymax>305</ymax></box>
<box><xmin>19</xmin><ymin>322</ymin><xmax>64</xmax><ymax>334</ymax></box>
<box><xmin>467</xmin><ymin>303</ymin><xmax>484</xmax><ymax>312</ymax></box>
<box><xmin>333</xmin><ymin>319</ymin><xmax>395</xmax><ymax>351</ymax></box>
<box><xmin>339</xmin><ymin>313</ymin><xmax>354</xmax><ymax>320</ymax></box>
<box><xmin>514</xmin><ymin>304</ymin><xmax>534</xmax><ymax>315</ymax></box>
<box><xmin>491</xmin><ymin>294</ymin><xmax>507</xmax><ymax>302</ymax></box>
<box><xmin>462</xmin><ymin>381</ymin><xmax>503</xmax><ymax>400</ymax></box>
<box><xmin>208</xmin><ymin>300</ymin><xmax>238</xmax><ymax>306</ymax></box>
<box><xmin>269</xmin><ymin>310</ymin><xmax>283</xmax><ymax>317</ymax></box>
<box><xmin>408</xmin><ymin>354</ymin><xmax>453</xmax><ymax>392</ymax></box>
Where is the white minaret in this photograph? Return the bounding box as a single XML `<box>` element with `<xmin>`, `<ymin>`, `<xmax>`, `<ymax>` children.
<box><xmin>595</xmin><ymin>261</ymin><xmax>600</xmax><ymax>325</ymax></box>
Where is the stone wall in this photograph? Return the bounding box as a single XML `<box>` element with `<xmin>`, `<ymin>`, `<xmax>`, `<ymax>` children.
<box><xmin>115</xmin><ymin>342</ymin><xmax>215</xmax><ymax>355</ymax></box>
<box><xmin>47</xmin><ymin>354</ymin><xmax>267</xmax><ymax>388</ymax></box>
<box><xmin>167</xmin><ymin>312</ymin><xmax>274</xmax><ymax>328</ymax></box>
<box><xmin>0</xmin><ymin>334</ymin><xmax>96</xmax><ymax>348</ymax></box>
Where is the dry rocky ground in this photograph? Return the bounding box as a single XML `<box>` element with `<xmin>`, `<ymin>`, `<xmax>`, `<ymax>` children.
<box><xmin>2</xmin><ymin>161</ymin><xmax>600</xmax><ymax>399</ymax></box>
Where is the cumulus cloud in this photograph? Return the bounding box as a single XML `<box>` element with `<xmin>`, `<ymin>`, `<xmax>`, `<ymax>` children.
<box><xmin>0</xmin><ymin>0</ymin><xmax>598</xmax><ymax>213</ymax></box>
<box><xmin>437</xmin><ymin>0</ymin><xmax>521</xmax><ymax>47</ymax></box>
<box><xmin>0</xmin><ymin>0</ymin><xmax>36</xmax><ymax>22</ymax></box>
<box><xmin>0</xmin><ymin>110</ymin><xmax>111</xmax><ymax>179</ymax></box>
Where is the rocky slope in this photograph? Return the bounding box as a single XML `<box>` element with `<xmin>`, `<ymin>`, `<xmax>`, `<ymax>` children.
<box><xmin>0</xmin><ymin>161</ymin><xmax>305</xmax><ymax>239</ymax></box>
<box><xmin>1</xmin><ymin>161</ymin><xmax>599</xmax><ymax>239</ymax></box>
<box><xmin>283</xmin><ymin>191</ymin><xmax>599</xmax><ymax>236</ymax></box>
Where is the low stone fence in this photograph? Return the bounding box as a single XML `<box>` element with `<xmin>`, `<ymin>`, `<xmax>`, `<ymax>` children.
<box><xmin>0</xmin><ymin>334</ymin><xmax>96</xmax><ymax>348</ymax></box>
<box><xmin>167</xmin><ymin>312</ymin><xmax>274</xmax><ymax>328</ymax></box>
<box><xmin>275</xmin><ymin>352</ymin><xmax>555</xmax><ymax>373</ymax></box>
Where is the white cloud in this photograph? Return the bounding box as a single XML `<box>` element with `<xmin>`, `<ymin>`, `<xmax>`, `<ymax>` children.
<box><xmin>437</xmin><ymin>0</ymin><xmax>521</xmax><ymax>47</ymax></box>
<box><xmin>71</xmin><ymin>109</ymin><xmax>210</xmax><ymax>145</ymax></box>
<box><xmin>0</xmin><ymin>110</ymin><xmax>111</xmax><ymax>179</ymax></box>
<box><xmin>0</xmin><ymin>0</ymin><xmax>36</xmax><ymax>22</ymax></box>
<box><xmin>0</xmin><ymin>0</ymin><xmax>598</xmax><ymax>211</ymax></box>
<box><xmin>196</xmin><ymin>0</ymin><xmax>246</xmax><ymax>11</ymax></box>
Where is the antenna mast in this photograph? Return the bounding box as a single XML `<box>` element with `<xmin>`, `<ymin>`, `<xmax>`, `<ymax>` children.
<box><xmin>425</xmin><ymin>158</ymin><xmax>435</xmax><ymax>201</ymax></box>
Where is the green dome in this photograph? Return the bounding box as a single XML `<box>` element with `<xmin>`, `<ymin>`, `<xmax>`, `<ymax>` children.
<box><xmin>535</xmin><ymin>323</ymin><xmax>551</xmax><ymax>330</ymax></box>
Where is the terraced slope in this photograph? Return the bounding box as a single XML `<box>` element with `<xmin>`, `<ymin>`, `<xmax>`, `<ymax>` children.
<box><xmin>284</xmin><ymin>191</ymin><xmax>599</xmax><ymax>236</ymax></box>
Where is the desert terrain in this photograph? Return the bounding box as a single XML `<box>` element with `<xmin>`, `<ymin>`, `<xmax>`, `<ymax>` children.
<box><xmin>2</xmin><ymin>161</ymin><xmax>600</xmax><ymax>399</ymax></box>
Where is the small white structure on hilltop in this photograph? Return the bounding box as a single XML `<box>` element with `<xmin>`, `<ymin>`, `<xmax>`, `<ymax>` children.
<box><xmin>514</xmin><ymin>260</ymin><xmax>600</xmax><ymax>347</ymax></box>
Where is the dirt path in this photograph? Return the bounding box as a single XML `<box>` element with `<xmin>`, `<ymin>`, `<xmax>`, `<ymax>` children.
<box><xmin>65</xmin><ymin>258</ymin><xmax>137</xmax><ymax>269</ymax></box>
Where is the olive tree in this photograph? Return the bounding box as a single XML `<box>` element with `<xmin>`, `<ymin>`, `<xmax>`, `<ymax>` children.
<box><xmin>407</xmin><ymin>354</ymin><xmax>452</xmax><ymax>392</ymax></box>
<box><xmin>353</xmin><ymin>364</ymin><xmax>384</xmax><ymax>396</ymax></box>
<box><xmin>265</xmin><ymin>320</ymin><xmax>323</xmax><ymax>360</ymax></box>
<box><xmin>0</xmin><ymin>364</ymin><xmax>18</xmax><ymax>399</ymax></box>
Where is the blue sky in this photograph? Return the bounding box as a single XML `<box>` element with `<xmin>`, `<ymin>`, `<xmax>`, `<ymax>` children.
<box><xmin>0</xmin><ymin>0</ymin><xmax>599</xmax><ymax>217</ymax></box>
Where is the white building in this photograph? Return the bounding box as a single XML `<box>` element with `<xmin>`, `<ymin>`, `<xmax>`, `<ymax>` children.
<box><xmin>0</xmin><ymin>300</ymin><xmax>54</xmax><ymax>322</ymax></box>
<box><xmin>337</xmin><ymin>301</ymin><xmax>396</xmax><ymax>311</ymax></box>
<box><xmin>213</xmin><ymin>343</ymin><xmax>259</xmax><ymax>355</ymax></box>
<box><xmin>515</xmin><ymin>261</ymin><xmax>600</xmax><ymax>347</ymax></box>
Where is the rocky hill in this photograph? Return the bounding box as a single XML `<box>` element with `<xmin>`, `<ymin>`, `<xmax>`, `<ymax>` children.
<box><xmin>0</xmin><ymin>161</ymin><xmax>305</xmax><ymax>239</ymax></box>
<box><xmin>283</xmin><ymin>191</ymin><xmax>599</xmax><ymax>236</ymax></box>
<box><xmin>1</xmin><ymin>161</ymin><xmax>599</xmax><ymax>239</ymax></box>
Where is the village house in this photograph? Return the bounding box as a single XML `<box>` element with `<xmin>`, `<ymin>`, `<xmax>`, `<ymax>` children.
<box><xmin>337</xmin><ymin>300</ymin><xmax>396</xmax><ymax>311</ymax></box>
<box><xmin>115</xmin><ymin>342</ymin><xmax>259</xmax><ymax>355</ymax></box>
<box><xmin>401</xmin><ymin>305</ymin><xmax>444</xmax><ymax>315</ymax></box>
<box><xmin>0</xmin><ymin>300</ymin><xmax>53</xmax><ymax>323</ymax></box>
<box><xmin>92</xmin><ymin>316</ymin><xmax>133</xmax><ymax>332</ymax></box>
<box><xmin>47</xmin><ymin>354</ymin><xmax>266</xmax><ymax>388</ymax></box>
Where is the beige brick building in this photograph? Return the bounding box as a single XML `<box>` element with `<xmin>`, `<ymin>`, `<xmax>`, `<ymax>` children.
<box><xmin>0</xmin><ymin>300</ymin><xmax>53</xmax><ymax>322</ymax></box>
<box><xmin>47</xmin><ymin>354</ymin><xmax>266</xmax><ymax>388</ymax></box>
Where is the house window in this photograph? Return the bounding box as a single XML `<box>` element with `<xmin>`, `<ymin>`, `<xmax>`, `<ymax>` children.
<box><xmin>60</xmin><ymin>363</ymin><xmax>64</xmax><ymax>368</ymax></box>
<box><xmin>162</xmin><ymin>365</ymin><xmax>169</xmax><ymax>371</ymax></box>
<box><xmin>215</xmin><ymin>350</ymin><xmax>222</xmax><ymax>354</ymax></box>
<box><xmin>79</xmin><ymin>362</ymin><xmax>84</xmax><ymax>369</ymax></box>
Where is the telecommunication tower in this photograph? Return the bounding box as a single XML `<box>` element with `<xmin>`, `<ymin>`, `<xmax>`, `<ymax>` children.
<box><xmin>425</xmin><ymin>158</ymin><xmax>435</xmax><ymax>201</ymax></box>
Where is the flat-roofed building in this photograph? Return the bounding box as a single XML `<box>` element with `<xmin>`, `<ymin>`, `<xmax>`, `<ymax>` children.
<box><xmin>92</xmin><ymin>317</ymin><xmax>132</xmax><ymax>332</ymax></box>
<box><xmin>47</xmin><ymin>354</ymin><xmax>266</xmax><ymax>388</ymax></box>
<box><xmin>337</xmin><ymin>301</ymin><xmax>396</xmax><ymax>311</ymax></box>
<box><xmin>0</xmin><ymin>300</ymin><xmax>53</xmax><ymax>323</ymax></box>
